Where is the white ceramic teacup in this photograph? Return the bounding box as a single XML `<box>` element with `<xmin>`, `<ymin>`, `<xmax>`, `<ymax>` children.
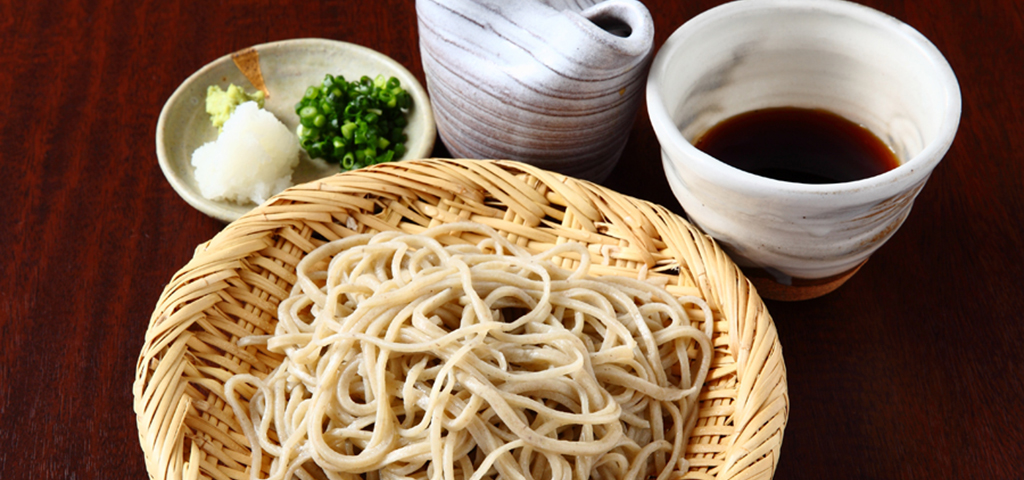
<box><xmin>647</xmin><ymin>0</ymin><xmax>960</xmax><ymax>300</ymax></box>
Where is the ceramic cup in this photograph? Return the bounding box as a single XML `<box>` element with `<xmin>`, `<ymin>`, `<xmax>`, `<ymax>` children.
<box><xmin>647</xmin><ymin>0</ymin><xmax>960</xmax><ymax>300</ymax></box>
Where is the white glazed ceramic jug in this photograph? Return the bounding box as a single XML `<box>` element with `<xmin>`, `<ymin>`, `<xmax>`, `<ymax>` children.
<box><xmin>416</xmin><ymin>0</ymin><xmax>654</xmax><ymax>181</ymax></box>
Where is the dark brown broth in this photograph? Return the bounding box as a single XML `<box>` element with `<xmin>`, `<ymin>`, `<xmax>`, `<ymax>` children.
<box><xmin>693</xmin><ymin>107</ymin><xmax>900</xmax><ymax>184</ymax></box>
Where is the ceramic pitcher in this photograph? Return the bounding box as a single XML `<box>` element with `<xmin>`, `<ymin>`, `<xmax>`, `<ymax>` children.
<box><xmin>416</xmin><ymin>0</ymin><xmax>655</xmax><ymax>181</ymax></box>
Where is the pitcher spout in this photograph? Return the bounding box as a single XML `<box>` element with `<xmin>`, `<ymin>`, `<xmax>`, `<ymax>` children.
<box><xmin>570</xmin><ymin>0</ymin><xmax>655</xmax><ymax>62</ymax></box>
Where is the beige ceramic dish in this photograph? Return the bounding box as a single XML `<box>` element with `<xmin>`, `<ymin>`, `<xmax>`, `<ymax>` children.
<box><xmin>156</xmin><ymin>38</ymin><xmax>436</xmax><ymax>223</ymax></box>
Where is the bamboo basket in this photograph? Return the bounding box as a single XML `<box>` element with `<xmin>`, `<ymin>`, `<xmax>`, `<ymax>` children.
<box><xmin>134</xmin><ymin>158</ymin><xmax>788</xmax><ymax>480</ymax></box>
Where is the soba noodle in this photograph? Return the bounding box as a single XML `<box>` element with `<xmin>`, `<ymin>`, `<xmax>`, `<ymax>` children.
<box><xmin>225</xmin><ymin>222</ymin><xmax>713</xmax><ymax>480</ymax></box>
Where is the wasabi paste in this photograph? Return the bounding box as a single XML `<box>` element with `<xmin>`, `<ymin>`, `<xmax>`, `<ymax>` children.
<box><xmin>206</xmin><ymin>84</ymin><xmax>265</xmax><ymax>131</ymax></box>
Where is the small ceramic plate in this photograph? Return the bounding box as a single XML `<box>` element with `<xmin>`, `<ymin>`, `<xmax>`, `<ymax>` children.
<box><xmin>156</xmin><ymin>38</ymin><xmax>436</xmax><ymax>223</ymax></box>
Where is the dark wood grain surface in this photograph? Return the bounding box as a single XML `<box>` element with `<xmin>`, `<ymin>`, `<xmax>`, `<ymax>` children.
<box><xmin>1</xmin><ymin>1</ymin><xmax>1021</xmax><ymax>479</ymax></box>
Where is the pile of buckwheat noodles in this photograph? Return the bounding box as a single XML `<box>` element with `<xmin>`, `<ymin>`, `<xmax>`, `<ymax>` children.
<box><xmin>225</xmin><ymin>223</ymin><xmax>713</xmax><ymax>480</ymax></box>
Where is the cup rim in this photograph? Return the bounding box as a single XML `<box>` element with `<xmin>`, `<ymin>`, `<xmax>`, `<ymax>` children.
<box><xmin>646</xmin><ymin>0</ymin><xmax>962</xmax><ymax>200</ymax></box>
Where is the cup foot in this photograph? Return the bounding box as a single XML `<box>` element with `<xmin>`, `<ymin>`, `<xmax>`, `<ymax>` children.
<box><xmin>744</xmin><ymin>260</ymin><xmax>867</xmax><ymax>301</ymax></box>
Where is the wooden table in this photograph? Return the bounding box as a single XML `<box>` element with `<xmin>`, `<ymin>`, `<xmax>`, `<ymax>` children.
<box><xmin>1</xmin><ymin>0</ymin><xmax>1021</xmax><ymax>478</ymax></box>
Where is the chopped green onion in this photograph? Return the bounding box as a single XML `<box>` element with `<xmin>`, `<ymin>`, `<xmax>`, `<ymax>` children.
<box><xmin>294</xmin><ymin>73</ymin><xmax>413</xmax><ymax>171</ymax></box>
<box><xmin>341</xmin><ymin>121</ymin><xmax>356</xmax><ymax>139</ymax></box>
<box><xmin>342</xmin><ymin>152</ymin><xmax>355</xmax><ymax>169</ymax></box>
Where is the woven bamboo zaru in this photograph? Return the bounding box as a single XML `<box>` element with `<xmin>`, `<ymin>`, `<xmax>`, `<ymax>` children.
<box><xmin>134</xmin><ymin>158</ymin><xmax>788</xmax><ymax>480</ymax></box>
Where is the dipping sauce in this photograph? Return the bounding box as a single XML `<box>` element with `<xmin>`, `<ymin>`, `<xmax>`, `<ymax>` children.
<box><xmin>693</xmin><ymin>107</ymin><xmax>900</xmax><ymax>184</ymax></box>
